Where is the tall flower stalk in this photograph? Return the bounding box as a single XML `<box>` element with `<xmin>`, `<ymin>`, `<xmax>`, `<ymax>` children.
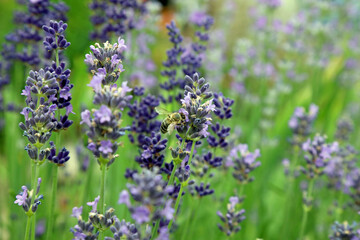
<box><xmin>81</xmin><ymin>37</ymin><xmax>132</xmax><ymax>239</ymax></box>
<box><xmin>41</xmin><ymin>20</ymin><xmax>72</xmax><ymax>240</ymax></box>
<box><xmin>154</xmin><ymin>72</ymin><xmax>215</xmax><ymax>233</ymax></box>
<box><xmin>19</xmin><ymin>66</ymin><xmax>60</xmax><ymax>240</ymax></box>
<box><xmin>298</xmin><ymin>135</ymin><xmax>338</xmax><ymax>239</ymax></box>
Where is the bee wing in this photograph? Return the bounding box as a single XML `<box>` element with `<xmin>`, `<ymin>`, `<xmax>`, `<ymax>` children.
<box><xmin>168</xmin><ymin>123</ymin><xmax>176</xmax><ymax>134</ymax></box>
<box><xmin>155</xmin><ymin>107</ymin><xmax>172</xmax><ymax>115</ymax></box>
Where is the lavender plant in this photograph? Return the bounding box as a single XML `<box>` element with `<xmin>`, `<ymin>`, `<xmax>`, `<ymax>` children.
<box><xmin>14</xmin><ymin>178</ymin><xmax>43</xmax><ymax>240</ymax></box>
<box><xmin>329</xmin><ymin>221</ymin><xmax>360</xmax><ymax>240</ymax></box>
<box><xmin>19</xmin><ymin>63</ymin><xmax>57</xmax><ymax>240</ymax></box>
<box><xmin>1</xmin><ymin>0</ymin><xmax>68</xmax><ymax>116</ymax></box>
<box><xmin>81</xmin><ymin>37</ymin><xmax>132</xmax><ymax>239</ymax></box>
<box><xmin>41</xmin><ymin>19</ymin><xmax>73</xmax><ymax>239</ymax></box>
<box><xmin>161</xmin><ymin>14</ymin><xmax>213</xmax><ymax>106</ymax></box>
<box><xmin>299</xmin><ymin>135</ymin><xmax>339</xmax><ymax>238</ymax></box>
<box><xmin>118</xmin><ymin>168</ymin><xmax>174</xmax><ymax>239</ymax></box>
<box><xmin>217</xmin><ymin>196</ymin><xmax>246</xmax><ymax>237</ymax></box>
<box><xmin>89</xmin><ymin>0</ymin><xmax>147</xmax><ymax>42</ymax></box>
<box><xmin>289</xmin><ymin>104</ymin><xmax>319</xmax><ymax>147</ymax></box>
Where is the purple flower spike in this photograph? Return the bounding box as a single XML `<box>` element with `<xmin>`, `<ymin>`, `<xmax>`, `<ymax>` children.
<box><xmin>99</xmin><ymin>140</ymin><xmax>113</xmax><ymax>155</ymax></box>
<box><xmin>87</xmin><ymin>196</ymin><xmax>100</xmax><ymax>212</ymax></box>
<box><xmin>14</xmin><ymin>186</ymin><xmax>28</xmax><ymax>206</ymax></box>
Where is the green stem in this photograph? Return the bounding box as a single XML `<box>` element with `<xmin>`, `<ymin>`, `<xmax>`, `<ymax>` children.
<box><xmin>187</xmin><ymin>141</ymin><xmax>196</xmax><ymax>166</ymax></box>
<box><xmin>99</xmin><ymin>163</ymin><xmax>107</xmax><ymax>240</ymax></box>
<box><xmin>30</xmin><ymin>163</ymin><xmax>39</xmax><ymax>240</ymax></box>
<box><xmin>299</xmin><ymin>179</ymin><xmax>314</xmax><ymax>240</ymax></box>
<box><xmin>167</xmin><ymin>163</ymin><xmax>178</xmax><ymax>187</ymax></box>
<box><xmin>151</xmin><ymin>139</ymin><xmax>187</xmax><ymax>239</ymax></box>
<box><xmin>100</xmin><ymin>163</ymin><xmax>106</xmax><ymax>214</ymax></box>
<box><xmin>168</xmin><ymin>184</ymin><xmax>184</xmax><ymax>231</ymax></box>
<box><xmin>55</xmin><ymin>48</ymin><xmax>59</xmax><ymax>67</ymax></box>
<box><xmin>24</xmin><ymin>216</ymin><xmax>31</xmax><ymax>240</ymax></box>
<box><xmin>30</xmin><ymin>217</ymin><xmax>35</xmax><ymax>240</ymax></box>
<box><xmin>46</xmin><ymin>165</ymin><xmax>58</xmax><ymax>240</ymax></box>
<box><xmin>282</xmin><ymin>147</ymin><xmax>300</xmax><ymax>238</ymax></box>
<box><xmin>151</xmin><ymin>219</ymin><xmax>161</xmax><ymax>239</ymax></box>
<box><xmin>167</xmin><ymin>141</ymin><xmax>196</xmax><ymax>231</ymax></box>
<box><xmin>238</xmin><ymin>184</ymin><xmax>245</xmax><ymax>198</ymax></box>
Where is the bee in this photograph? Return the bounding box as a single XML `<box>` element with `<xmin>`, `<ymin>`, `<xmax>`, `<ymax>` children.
<box><xmin>156</xmin><ymin>107</ymin><xmax>186</xmax><ymax>134</ymax></box>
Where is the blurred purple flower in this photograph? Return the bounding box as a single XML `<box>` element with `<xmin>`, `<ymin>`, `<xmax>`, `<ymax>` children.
<box><xmin>87</xmin><ymin>195</ymin><xmax>100</xmax><ymax>212</ymax></box>
<box><xmin>80</xmin><ymin>110</ymin><xmax>91</xmax><ymax>127</ymax></box>
<box><xmin>131</xmin><ymin>206</ymin><xmax>150</xmax><ymax>224</ymax></box>
<box><xmin>118</xmin><ymin>190</ymin><xmax>131</xmax><ymax>207</ymax></box>
<box><xmin>71</xmin><ymin>206</ymin><xmax>83</xmax><ymax>219</ymax></box>
<box><xmin>14</xmin><ymin>186</ymin><xmax>28</xmax><ymax>206</ymax></box>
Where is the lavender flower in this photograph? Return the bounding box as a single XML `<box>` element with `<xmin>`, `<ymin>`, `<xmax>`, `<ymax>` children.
<box><xmin>160</xmin><ymin>21</ymin><xmax>185</xmax><ymax>95</ymax></box>
<box><xmin>85</xmin><ymin>38</ymin><xmax>126</xmax><ymax>85</ymax></box>
<box><xmin>228</xmin><ymin>144</ymin><xmax>261</xmax><ymax>184</ymax></box>
<box><xmin>118</xmin><ymin>169</ymin><xmax>174</xmax><ymax>226</ymax></box>
<box><xmin>47</xmin><ymin>141</ymin><xmax>70</xmax><ymax>166</ymax></box>
<box><xmin>0</xmin><ymin>1</ymin><xmax>68</xmax><ymax>129</ymax></box>
<box><xmin>87</xmin><ymin>196</ymin><xmax>100</xmax><ymax>213</ymax></box>
<box><xmin>106</xmin><ymin>218</ymin><xmax>140</xmax><ymax>240</ymax></box>
<box><xmin>182</xmin><ymin>13</ymin><xmax>214</xmax><ymax>78</ymax></box>
<box><xmin>19</xmin><ymin>69</ymin><xmax>59</xmax><ymax>163</ymax></box>
<box><xmin>89</xmin><ymin>0</ymin><xmax>147</xmax><ymax>42</ymax></box>
<box><xmin>70</xmin><ymin>211</ymin><xmax>99</xmax><ymax>239</ymax></box>
<box><xmin>71</xmin><ymin>207</ymin><xmax>83</xmax><ymax>219</ymax></box>
<box><xmin>14</xmin><ymin>178</ymin><xmax>43</xmax><ymax>214</ymax></box>
<box><xmin>42</xmin><ymin>20</ymin><xmax>71</xmax><ymax>52</ymax></box>
<box><xmin>134</xmin><ymin>132</ymin><xmax>167</xmax><ymax>169</ymax></box>
<box><xmin>14</xmin><ymin>186</ymin><xmax>28</xmax><ymax>207</ymax></box>
<box><xmin>127</xmin><ymin>93</ymin><xmax>161</xmax><ymax>146</ymax></box>
<box><xmin>2</xmin><ymin>0</ymin><xmax>68</xmax><ymax>67</ymax></box>
<box><xmin>288</xmin><ymin>104</ymin><xmax>318</xmax><ymax>145</ymax></box>
<box><xmin>329</xmin><ymin>221</ymin><xmax>360</xmax><ymax>240</ymax></box>
<box><xmin>82</xmin><ymin>39</ymin><xmax>132</xmax><ymax>167</ymax></box>
<box><xmin>323</xmin><ymin>142</ymin><xmax>358</xmax><ymax>192</ymax></box>
<box><xmin>335</xmin><ymin>118</ymin><xmax>354</xmax><ymax>142</ymax></box>
<box><xmin>300</xmin><ymin>135</ymin><xmax>338</xmax><ymax>179</ymax></box>
<box><xmin>217</xmin><ymin>196</ymin><xmax>246</xmax><ymax>236</ymax></box>
<box><xmin>165</xmin><ymin>73</ymin><xmax>214</xmax><ymax>140</ymax></box>
<box><xmin>190</xmin><ymin>182</ymin><xmax>214</xmax><ymax>197</ymax></box>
